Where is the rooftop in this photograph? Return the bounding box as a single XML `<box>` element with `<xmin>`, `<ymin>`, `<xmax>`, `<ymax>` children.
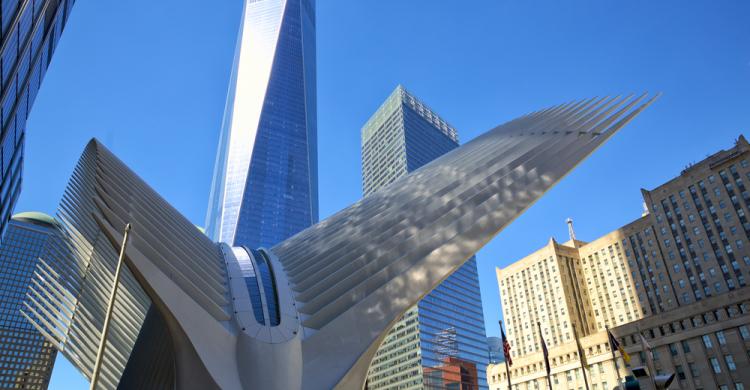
<box><xmin>12</xmin><ymin>211</ymin><xmax>60</xmax><ymax>229</ymax></box>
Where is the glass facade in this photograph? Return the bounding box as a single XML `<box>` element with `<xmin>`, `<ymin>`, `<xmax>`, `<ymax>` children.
<box><xmin>233</xmin><ymin>246</ymin><xmax>266</xmax><ymax>324</ymax></box>
<box><xmin>232</xmin><ymin>246</ymin><xmax>282</xmax><ymax>327</ymax></box>
<box><xmin>0</xmin><ymin>0</ymin><xmax>75</xmax><ymax>239</ymax></box>
<box><xmin>486</xmin><ymin>337</ymin><xmax>503</xmax><ymax>365</ymax></box>
<box><xmin>205</xmin><ymin>0</ymin><xmax>318</xmax><ymax>249</ymax></box>
<box><xmin>362</xmin><ymin>86</ymin><xmax>489</xmax><ymax>389</ymax></box>
<box><xmin>0</xmin><ymin>214</ymin><xmax>58</xmax><ymax>389</ymax></box>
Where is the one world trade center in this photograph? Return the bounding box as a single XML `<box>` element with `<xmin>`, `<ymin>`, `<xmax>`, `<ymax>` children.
<box><xmin>206</xmin><ymin>0</ymin><xmax>318</xmax><ymax>248</ymax></box>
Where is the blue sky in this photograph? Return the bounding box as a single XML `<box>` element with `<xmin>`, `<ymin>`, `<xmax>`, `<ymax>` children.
<box><xmin>16</xmin><ymin>0</ymin><xmax>749</xmax><ymax>387</ymax></box>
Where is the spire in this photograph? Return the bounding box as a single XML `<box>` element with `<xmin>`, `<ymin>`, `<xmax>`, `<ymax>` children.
<box><xmin>566</xmin><ymin>218</ymin><xmax>576</xmax><ymax>241</ymax></box>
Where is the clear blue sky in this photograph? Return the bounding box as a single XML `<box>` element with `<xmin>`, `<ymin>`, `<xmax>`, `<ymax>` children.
<box><xmin>16</xmin><ymin>1</ymin><xmax>749</xmax><ymax>387</ymax></box>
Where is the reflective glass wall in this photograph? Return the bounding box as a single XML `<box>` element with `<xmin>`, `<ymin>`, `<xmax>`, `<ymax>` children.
<box><xmin>206</xmin><ymin>0</ymin><xmax>318</xmax><ymax>249</ymax></box>
<box><xmin>0</xmin><ymin>0</ymin><xmax>75</xmax><ymax>239</ymax></box>
<box><xmin>0</xmin><ymin>215</ymin><xmax>58</xmax><ymax>389</ymax></box>
<box><xmin>362</xmin><ymin>86</ymin><xmax>489</xmax><ymax>389</ymax></box>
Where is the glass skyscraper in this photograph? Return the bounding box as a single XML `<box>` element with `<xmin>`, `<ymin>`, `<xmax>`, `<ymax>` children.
<box><xmin>205</xmin><ymin>0</ymin><xmax>318</xmax><ymax>248</ymax></box>
<box><xmin>362</xmin><ymin>86</ymin><xmax>489</xmax><ymax>389</ymax></box>
<box><xmin>0</xmin><ymin>212</ymin><xmax>59</xmax><ymax>389</ymax></box>
<box><xmin>0</xmin><ymin>0</ymin><xmax>75</xmax><ymax>238</ymax></box>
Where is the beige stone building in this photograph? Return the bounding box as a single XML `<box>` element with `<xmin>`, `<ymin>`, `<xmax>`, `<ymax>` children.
<box><xmin>489</xmin><ymin>136</ymin><xmax>750</xmax><ymax>390</ymax></box>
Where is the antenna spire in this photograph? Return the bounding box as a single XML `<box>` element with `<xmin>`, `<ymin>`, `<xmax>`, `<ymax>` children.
<box><xmin>566</xmin><ymin>218</ymin><xmax>576</xmax><ymax>241</ymax></box>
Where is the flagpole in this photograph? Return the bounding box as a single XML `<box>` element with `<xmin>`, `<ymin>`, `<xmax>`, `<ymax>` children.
<box><xmin>499</xmin><ymin>321</ymin><xmax>512</xmax><ymax>390</ymax></box>
<box><xmin>606</xmin><ymin>325</ymin><xmax>624</xmax><ymax>387</ymax></box>
<box><xmin>572</xmin><ymin>326</ymin><xmax>590</xmax><ymax>390</ymax></box>
<box><xmin>537</xmin><ymin>322</ymin><xmax>553</xmax><ymax>390</ymax></box>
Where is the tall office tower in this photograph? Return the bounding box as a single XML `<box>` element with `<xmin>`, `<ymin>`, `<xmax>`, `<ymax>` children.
<box><xmin>490</xmin><ymin>136</ymin><xmax>750</xmax><ymax>390</ymax></box>
<box><xmin>362</xmin><ymin>85</ymin><xmax>489</xmax><ymax>389</ymax></box>
<box><xmin>0</xmin><ymin>0</ymin><xmax>75</xmax><ymax>238</ymax></box>
<box><xmin>487</xmin><ymin>337</ymin><xmax>503</xmax><ymax>365</ymax></box>
<box><xmin>205</xmin><ymin>0</ymin><xmax>318</xmax><ymax>248</ymax></box>
<box><xmin>0</xmin><ymin>212</ymin><xmax>59</xmax><ymax>389</ymax></box>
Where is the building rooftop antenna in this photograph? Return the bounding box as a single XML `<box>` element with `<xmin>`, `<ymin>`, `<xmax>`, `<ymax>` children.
<box><xmin>566</xmin><ymin>218</ymin><xmax>576</xmax><ymax>241</ymax></box>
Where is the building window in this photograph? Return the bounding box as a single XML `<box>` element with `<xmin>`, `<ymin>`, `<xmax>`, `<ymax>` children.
<box><xmin>736</xmin><ymin>383</ymin><xmax>745</xmax><ymax>390</ymax></box>
<box><xmin>726</xmin><ymin>355</ymin><xmax>737</xmax><ymax>371</ymax></box>
<box><xmin>669</xmin><ymin>343</ymin><xmax>678</xmax><ymax>356</ymax></box>
<box><xmin>689</xmin><ymin>363</ymin><xmax>700</xmax><ymax>377</ymax></box>
<box><xmin>703</xmin><ymin>335</ymin><xmax>713</xmax><ymax>348</ymax></box>
<box><xmin>711</xmin><ymin>357</ymin><xmax>722</xmax><ymax>373</ymax></box>
<box><xmin>682</xmin><ymin>340</ymin><xmax>691</xmax><ymax>353</ymax></box>
<box><xmin>717</xmin><ymin>331</ymin><xmax>727</xmax><ymax>345</ymax></box>
<box><xmin>740</xmin><ymin>326</ymin><xmax>750</xmax><ymax>340</ymax></box>
<box><xmin>676</xmin><ymin>365</ymin><xmax>686</xmax><ymax>380</ymax></box>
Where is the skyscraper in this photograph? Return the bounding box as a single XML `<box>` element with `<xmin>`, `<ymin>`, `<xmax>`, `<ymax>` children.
<box><xmin>362</xmin><ymin>85</ymin><xmax>489</xmax><ymax>389</ymax></box>
<box><xmin>0</xmin><ymin>212</ymin><xmax>59</xmax><ymax>389</ymax></box>
<box><xmin>0</xmin><ymin>0</ymin><xmax>75</xmax><ymax>238</ymax></box>
<box><xmin>205</xmin><ymin>0</ymin><xmax>318</xmax><ymax>248</ymax></box>
<box><xmin>487</xmin><ymin>337</ymin><xmax>503</xmax><ymax>365</ymax></box>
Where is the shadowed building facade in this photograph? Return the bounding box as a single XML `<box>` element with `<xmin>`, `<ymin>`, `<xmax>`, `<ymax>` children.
<box><xmin>489</xmin><ymin>136</ymin><xmax>750</xmax><ymax>390</ymax></box>
<box><xmin>22</xmin><ymin>94</ymin><xmax>656</xmax><ymax>389</ymax></box>
<box><xmin>362</xmin><ymin>86</ymin><xmax>488</xmax><ymax>389</ymax></box>
<box><xmin>0</xmin><ymin>213</ymin><xmax>59</xmax><ymax>389</ymax></box>
<box><xmin>205</xmin><ymin>0</ymin><xmax>318</xmax><ymax>249</ymax></box>
<box><xmin>0</xmin><ymin>0</ymin><xmax>75</xmax><ymax>238</ymax></box>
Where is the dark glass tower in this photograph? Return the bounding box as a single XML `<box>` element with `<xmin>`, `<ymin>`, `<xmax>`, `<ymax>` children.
<box><xmin>362</xmin><ymin>86</ymin><xmax>489</xmax><ymax>389</ymax></box>
<box><xmin>0</xmin><ymin>212</ymin><xmax>59</xmax><ymax>389</ymax></box>
<box><xmin>206</xmin><ymin>0</ymin><xmax>318</xmax><ymax>248</ymax></box>
<box><xmin>0</xmin><ymin>0</ymin><xmax>75</xmax><ymax>238</ymax></box>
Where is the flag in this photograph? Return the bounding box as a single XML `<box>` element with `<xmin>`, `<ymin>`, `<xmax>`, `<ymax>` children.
<box><xmin>538</xmin><ymin>323</ymin><xmax>551</xmax><ymax>375</ymax></box>
<box><xmin>501</xmin><ymin>324</ymin><xmax>513</xmax><ymax>366</ymax></box>
<box><xmin>639</xmin><ymin>330</ymin><xmax>657</xmax><ymax>388</ymax></box>
<box><xmin>639</xmin><ymin>331</ymin><xmax>652</xmax><ymax>351</ymax></box>
<box><xmin>607</xmin><ymin>329</ymin><xmax>631</xmax><ymax>364</ymax></box>
<box><xmin>639</xmin><ymin>331</ymin><xmax>654</xmax><ymax>369</ymax></box>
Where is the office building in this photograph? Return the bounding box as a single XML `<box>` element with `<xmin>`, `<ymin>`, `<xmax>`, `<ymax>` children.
<box><xmin>362</xmin><ymin>85</ymin><xmax>489</xmax><ymax>389</ymax></box>
<box><xmin>22</xmin><ymin>94</ymin><xmax>655</xmax><ymax>389</ymax></box>
<box><xmin>489</xmin><ymin>136</ymin><xmax>750</xmax><ymax>390</ymax></box>
<box><xmin>0</xmin><ymin>0</ymin><xmax>75</xmax><ymax>238</ymax></box>
<box><xmin>0</xmin><ymin>212</ymin><xmax>59</xmax><ymax>389</ymax></box>
<box><xmin>487</xmin><ymin>337</ymin><xmax>504</xmax><ymax>365</ymax></box>
<box><xmin>205</xmin><ymin>0</ymin><xmax>318</xmax><ymax>248</ymax></box>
